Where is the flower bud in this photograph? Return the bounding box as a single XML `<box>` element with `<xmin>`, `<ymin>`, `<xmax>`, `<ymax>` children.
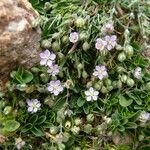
<box><xmin>107</xmin><ymin>86</ymin><xmax>113</xmax><ymax>91</ymax></box>
<box><xmin>74</xmin><ymin>118</ymin><xmax>82</xmax><ymax>126</ymax></box>
<box><xmin>40</xmin><ymin>73</ymin><xmax>49</xmax><ymax>83</ymax></box>
<box><xmin>127</xmin><ymin>78</ymin><xmax>135</xmax><ymax>87</ymax></box>
<box><xmin>121</xmin><ymin>75</ymin><xmax>127</xmax><ymax>83</ymax></box>
<box><xmin>58</xmin><ymin>143</ymin><xmax>66</xmax><ymax>150</ymax></box>
<box><xmin>3</xmin><ymin>106</ymin><xmax>12</xmax><ymax>115</ymax></box>
<box><xmin>82</xmin><ymin>71</ymin><xmax>88</xmax><ymax>79</ymax></box>
<box><xmin>125</xmin><ymin>45</ymin><xmax>134</xmax><ymax>57</ymax></box>
<box><xmin>58</xmin><ymin>71</ymin><xmax>64</xmax><ymax>78</ymax></box>
<box><xmin>63</xmin><ymin>132</ymin><xmax>71</xmax><ymax>142</ymax></box>
<box><xmin>52</xmin><ymin>32</ymin><xmax>61</xmax><ymax>40</ymax></box>
<box><xmin>64</xmin><ymin>80</ymin><xmax>73</xmax><ymax>89</ymax></box>
<box><xmin>16</xmin><ymin>84</ymin><xmax>27</xmax><ymax>91</ymax></box>
<box><xmin>105</xmin><ymin>79</ymin><xmax>112</xmax><ymax>86</ymax></box>
<box><xmin>0</xmin><ymin>101</ymin><xmax>6</xmax><ymax>108</ymax></box>
<box><xmin>86</xmin><ymin>81</ymin><xmax>93</xmax><ymax>88</ymax></box>
<box><xmin>18</xmin><ymin>101</ymin><xmax>26</xmax><ymax>107</ymax></box>
<box><xmin>50</xmin><ymin>126</ymin><xmax>58</xmax><ymax>135</ymax></box>
<box><xmin>41</xmin><ymin>39</ymin><xmax>51</xmax><ymax>49</ymax></box>
<box><xmin>80</xmin><ymin>32</ymin><xmax>88</xmax><ymax>41</ymax></box>
<box><xmin>112</xmin><ymin>81</ymin><xmax>117</xmax><ymax>89</ymax></box>
<box><xmin>57</xmin><ymin>52</ymin><xmax>65</xmax><ymax>59</ymax></box>
<box><xmin>65</xmin><ymin>121</ymin><xmax>72</xmax><ymax>129</ymax></box>
<box><xmin>82</xmin><ymin>42</ymin><xmax>90</xmax><ymax>51</ymax></box>
<box><xmin>52</xmin><ymin>41</ymin><xmax>60</xmax><ymax>52</ymax></box>
<box><xmin>86</xmin><ymin>114</ymin><xmax>94</xmax><ymax>123</ymax></box>
<box><xmin>75</xmin><ymin>17</ymin><xmax>85</xmax><ymax>28</ymax></box>
<box><xmin>25</xmin><ymin>85</ymin><xmax>34</xmax><ymax>93</ymax></box>
<box><xmin>138</xmin><ymin>135</ymin><xmax>144</xmax><ymax>141</ymax></box>
<box><xmin>74</xmin><ymin>147</ymin><xmax>81</xmax><ymax>150</ymax></box>
<box><xmin>101</xmin><ymin>86</ymin><xmax>108</xmax><ymax>94</ymax></box>
<box><xmin>62</xmin><ymin>35</ymin><xmax>69</xmax><ymax>44</ymax></box>
<box><xmin>71</xmin><ymin>126</ymin><xmax>80</xmax><ymax>135</ymax></box>
<box><xmin>94</xmin><ymin>83</ymin><xmax>101</xmax><ymax>90</ymax></box>
<box><xmin>31</xmin><ymin>67</ymin><xmax>40</xmax><ymax>73</ymax></box>
<box><xmin>83</xmin><ymin>124</ymin><xmax>92</xmax><ymax>134</ymax></box>
<box><xmin>117</xmin><ymin>52</ymin><xmax>126</xmax><ymax>62</ymax></box>
<box><xmin>32</xmin><ymin>18</ymin><xmax>40</xmax><ymax>28</ymax></box>
<box><xmin>95</xmin><ymin>125</ymin><xmax>102</xmax><ymax>134</ymax></box>
<box><xmin>116</xmin><ymin>44</ymin><xmax>122</xmax><ymax>50</ymax></box>
<box><xmin>44</xmin><ymin>2</ymin><xmax>51</xmax><ymax>11</ymax></box>
<box><xmin>77</xmin><ymin>63</ymin><xmax>84</xmax><ymax>70</ymax></box>
<box><xmin>117</xmin><ymin>66</ymin><xmax>125</xmax><ymax>73</ymax></box>
<box><xmin>117</xmin><ymin>80</ymin><xmax>122</xmax><ymax>89</ymax></box>
<box><xmin>145</xmin><ymin>82</ymin><xmax>150</xmax><ymax>91</ymax></box>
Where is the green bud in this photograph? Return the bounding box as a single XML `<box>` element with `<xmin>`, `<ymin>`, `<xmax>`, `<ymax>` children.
<box><xmin>25</xmin><ymin>85</ymin><xmax>34</xmax><ymax>93</ymax></box>
<box><xmin>121</xmin><ymin>75</ymin><xmax>128</xmax><ymax>83</ymax></box>
<box><xmin>116</xmin><ymin>44</ymin><xmax>122</xmax><ymax>50</ymax></box>
<box><xmin>82</xmin><ymin>42</ymin><xmax>90</xmax><ymax>51</ymax></box>
<box><xmin>50</xmin><ymin>126</ymin><xmax>58</xmax><ymax>135</ymax></box>
<box><xmin>86</xmin><ymin>81</ymin><xmax>93</xmax><ymax>88</ymax></box>
<box><xmin>57</xmin><ymin>52</ymin><xmax>65</xmax><ymax>59</ymax></box>
<box><xmin>83</xmin><ymin>124</ymin><xmax>92</xmax><ymax>134</ymax></box>
<box><xmin>3</xmin><ymin>106</ymin><xmax>12</xmax><ymax>115</ymax></box>
<box><xmin>80</xmin><ymin>32</ymin><xmax>88</xmax><ymax>41</ymax></box>
<box><xmin>63</xmin><ymin>132</ymin><xmax>71</xmax><ymax>142</ymax></box>
<box><xmin>112</xmin><ymin>81</ymin><xmax>118</xmax><ymax>89</ymax></box>
<box><xmin>52</xmin><ymin>41</ymin><xmax>60</xmax><ymax>52</ymax></box>
<box><xmin>32</xmin><ymin>18</ymin><xmax>40</xmax><ymax>28</ymax></box>
<box><xmin>40</xmin><ymin>73</ymin><xmax>49</xmax><ymax>83</ymax></box>
<box><xmin>107</xmin><ymin>86</ymin><xmax>113</xmax><ymax>91</ymax></box>
<box><xmin>74</xmin><ymin>147</ymin><xmax>81</xmax><ymax>150</ymax></box>
<box><xmin>145</xmin><ymin>82</ymin><xmax>150</xmax><ymax>91</ymax></box>
<box><xmin>125</xmin><ymin>45</ymin><xmax>134</xmax><ymax>57</ymax></box>
<box><xmin>75</xmin><ymin>17</ymin><xmax>86</xmax><ymax>28</ymax></box>
<box><xmin>94</xmin><ymin>83</ymin><xmax>101</xmax><ymax>90</ymax></box>
<box><xmin>71</xmin><ymin>126</ymin><xmax>80</xmax><ymax>135</ymax></box>
<box><xmin>31</xmin><ymin>67</ymin><xmax>40</xmax><ymax>73</ymax></box>
<box><xmin>41</xmin><ymin>39</ymin><xmax>51</xmax><ymax>49</ymax></box>
<box><xmin>58</xmin><ymin>143</ymin><xmax>66</xmax><ymax>150</ymax></box>
<box><xmin>18</xmin><ymin>101</ymin><xmax>26</xmax><ymax>107</ymax></box>
<box><xmin>74</xmin><ymin>118</ymin><xmax>82</xmax><ymax>126</ymax></box>
<box><xmin>82</xmin><ymin>71</ymin><xmax>88</xmax><ymax>79</ymax></box>
<box><xmin>44</xmin><ymin>2</ymin><xmax>51</xmax><ymax>11</ymax></box>
<box><xmin>96</xmin><ymin>125</ymin><xmax>102</xmax><ymax>133</ymax></box>
<box><xmin>0</xmin><ymin>101</ymin><xmax>6</xmax><ymax>108</ymax></box>
<box><xmin>65</xmin><ymin>121</ymin><xmax>72</xmax><ymax>129</ymax></box>
<box><xmin>52</xmin><ymin>32</ymin><xmax>61</xmax><ymax>40</ymax></box>
<box><xmin>16</xmin><ymin>84</ymin><xmax>27</xmax><ymax>91</ymax></box>
<box><xmin>138</xmin><ymin>135</ymin><xmax>144</xmax><ymax>141</ymax></box>
<box><xmin>117</xmin><ymin>80</ymin><xmax>122</xmax><ymax>89</ymax></box>
<box><xmin>117</xmin><ymin>66</ymin><xmax>125</xmax><ymax>73</ymax></box>
<box><xmin>105</xmin><ymin>79</ymin><xmax>112</xmax><ymax>86</ymax></box>
<box><xmin>118</xmin><ymin>52</ymin><xmax>126</xmax><ymax>62</ymax></box>
<box><xmin>101</xmin><ymin>86</ymin><xmax>108</xmax><ymax>94</ymax></box>
<box><xmin>62</xmin><ymin>35</ymin><xmax>69</xmax><ymax>44</ymax></box>
<box><xmin>87</xmin><ymin>114</ymin><xmax>94</xmax><ymax>123</ymax></box>
<box><xmin>77</xmin><ymin>63</ymin><xmax>84</xmax><ymax>70</ymax></box>
<box><xmin>58</xmin><ymin>71</ymin><xmax>64</xmax><ymax>78</ymax></box>
<box><xmin>127</xmin><ymin>78</ymin><xmax>135</xmax><ymax>87</ymax></box>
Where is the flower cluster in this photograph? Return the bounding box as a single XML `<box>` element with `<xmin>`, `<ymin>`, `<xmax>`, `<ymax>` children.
<box><xmin>95</xmin><ymin>22</ymin><xmax>117</xmax><ymax>51</ymax></box>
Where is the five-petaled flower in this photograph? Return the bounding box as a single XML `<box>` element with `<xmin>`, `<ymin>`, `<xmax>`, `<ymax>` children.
<box><xmin>48</xmin><ymin>80</ymin><xmax>64</xmax><ymax>96</ymax></box>
<box><xmin>139</xmin><ymin>111</ymin><xmax>150</xmax><ymax>123</ymax></box>
<box><xmin>27</xmin><ymin>99</ymin><xmax>41</xmax><ymax>113</ymax></box>
<box><xmin>104</xmin><ymin>35</ymin><xmax>117</xmax><ymax>50</ymax></box>
<box><xmin>95</xmin><ymin>38</ymin><xmax>107</xmax><ymax>51</ymax></box>
<box><xmin>133</xmin><ymin>67</ymin><xmax>142</xmax><ymax>79</ymax></box>
<box><xmin>47</xmin><ymin>64</ymin><xmax>60</xmax><ymax>76</ymax></box>
<box><xmin>69</xmin><ymin>32</ymin><xmax>79</xmax><ymax>43</ymax></box>
<box><xmin>85</xmin><ymin>87</ymin><xmax>99</xmax><ymax>101</ymax></box>
<box><xmin>40</xmin><ymin>49</ymin><xmax>56</xmax><ymax>67</ymax></box>
<box><xmin>93</xmin><ymin>65</ymin><xmax>108</xmax><ymax>80</ymax></box>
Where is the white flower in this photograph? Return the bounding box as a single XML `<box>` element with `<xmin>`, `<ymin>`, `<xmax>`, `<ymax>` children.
<box><xmin>102</xmin><ymin>22</ymin><xmax>114</xmax><ymax>33</ymax></box>
<box><xmin>47</xmin><ymin>64</ymin><xmax>60</xmax><ymax>76</ymax></box>
<box><xmin>27</xmin><ymin>99</ymin><xmax>41</xmax><ymax>113</ymax></box>
<box><xmin>139</xmin><ymin>111</ymin><xmax>150</xmax><ymax>123</ymax></box>
<box><xmin>95</xmin><ymin>38</ymin><xmax>107</xmax><ymax>50</ymax></box>
<box><xmin>93</xmin><ymin>65</ymin><xmax>108</xmax><ymax>80</ymax></box>
<box><xmin>85</xmin><ymin>87</ymin><xmax>99</xmax><ymax>101</ymax></box>
<box><xmin>48</xmin><ymin>80</ymin><xmax>64</xmax><ymax>96</ymax></box>
<box><xmin>15</xmin><ymin>138</ymin><xmax>25</xmax><ymax>150</ymax></box>
<box><xmin>133</xmin><ymin>67</ymin><xmax>142</xmax><ymax>79</ymax></box>
<box><xmin>69</xmin><ymin>32</ymin><xmax>79</xmax><ymax>43</ymax></box>
<box><xmin>104</xmin><ymin>35</ymin><xmax>117</xmax><ymax>50</ymax></box>
<box><xmin>40</xmin><ymin>49</ymin><xmax>56</xmax><ymax>67</ymax></box>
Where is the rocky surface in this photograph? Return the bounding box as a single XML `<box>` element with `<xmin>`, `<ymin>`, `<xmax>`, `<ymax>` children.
<box><xmin>0</xmin><ymin>0</ymin><xmax>41</xmax><ymax>90</ymax></box>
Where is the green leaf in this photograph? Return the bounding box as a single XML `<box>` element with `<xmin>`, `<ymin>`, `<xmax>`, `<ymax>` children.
<box><xmin>22</xmin><ymin>70</ymin><xmax>33</xmax><ymax>83</ymax></box>
<box><xmin>36</xmin><ymin>116</ymin><xmax>46</xmax><ymax>125</ymax></box>
<box><xmin>52</xmin><ymin>98</ymin><xmax>66</xmax><ymax>111</ymax></box>
<box><xmin>119</xmin><ymin>95</ymin><xmax>133</xmax><ymax>107</ymax></box>
<box><xmin>29</xmin><ymin>114</ymin><xmax>38</xmax><ymax>124</ymax></box>
<box><xmin>21</xmin><ymin>123</ymin><xmax>32</xmax><ymax>133</ymax></box>
<box><xmin>83</xmin><ymin>104</ymin><xmax>90</xmax><ymax>114</ymax></box>
<box><xmin>77</xmin><ymin>98</ymin><xmax>85</xmax><ymax>107</ymax></box>
<box><xmin>4</xmin><ymin>120</ymin><xmax>20</xmax><ymax>132</ymax></box>
<box><xmin>31</xmin><ymin>127</ymin><xmax>44</xmax><ymax>137</ymax></box>
<box><xmin>118</xmin><ymin>125</ymin><xmax>125</xmax><ymax>132</ymax></box>
<box><xmin>126</xmin><ymin>122</ymin><xmax>137</xmax><ymax>129</ymax></box>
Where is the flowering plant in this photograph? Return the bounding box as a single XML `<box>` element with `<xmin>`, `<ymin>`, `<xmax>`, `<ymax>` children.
<box><xmin>0</xmin><ymin>0</ymin><xmax>150</xmax><ymax>149</ymax></box>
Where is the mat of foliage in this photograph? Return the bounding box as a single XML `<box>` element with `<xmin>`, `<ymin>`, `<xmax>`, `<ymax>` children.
<box><xmin>0</xmin><ymin>0</ymin><xmax>150</xmax><ymax>150</ymax></box>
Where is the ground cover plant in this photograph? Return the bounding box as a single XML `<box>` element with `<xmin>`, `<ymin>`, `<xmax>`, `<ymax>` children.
<box><xmin>0</xmin><ymin>0</ymin><xmax>150</xmax><ymax>149</ymax></box>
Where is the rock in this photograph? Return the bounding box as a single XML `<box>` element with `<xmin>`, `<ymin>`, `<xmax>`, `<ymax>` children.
<box><xmin>0</xmin><ymin>0</ymin><xmax>41</xmax><ymax>90</ymax></box>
